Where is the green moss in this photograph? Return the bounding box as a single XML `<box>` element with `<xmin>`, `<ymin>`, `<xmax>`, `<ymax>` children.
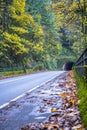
<box><xmin>73</xmin><ymin>67</ymin><xmax>87</xmax><ymax>128</ymax></box>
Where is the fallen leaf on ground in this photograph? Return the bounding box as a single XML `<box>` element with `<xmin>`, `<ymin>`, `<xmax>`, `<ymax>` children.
<box><xmin>67</xmin><ymin>99</ymin><xmax>76</xmax><ymax>105</ymax></box>
<box><xmin>51</xmin><ymin>107</ymin><xmax>57</xmax><ymax>112</ymax></box>
<box><xmin>60</xmin><ymin>92</ymin><xmax>68</xmax><ymax>98</ymax></box>
<box><xmin>72</xmin><ymin>124</ymin><xmax>85</xmax><ymax>130</ymax></box>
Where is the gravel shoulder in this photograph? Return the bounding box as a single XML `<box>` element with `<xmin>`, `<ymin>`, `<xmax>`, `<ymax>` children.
<box><xmin>0</xmin><ymin>71</ymin><xmax>85</xmax><ymax>130</ymax></box>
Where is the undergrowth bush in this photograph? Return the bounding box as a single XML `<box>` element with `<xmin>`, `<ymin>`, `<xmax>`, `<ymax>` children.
<box><xmin>33</xmin><ymin>64</ymin><xmax>44</xmax><ymax>71</ymax></box>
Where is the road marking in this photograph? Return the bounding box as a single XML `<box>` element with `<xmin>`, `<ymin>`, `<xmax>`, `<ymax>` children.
<box><xmin>0</xmin><ymin>72</ymin><xmax>65</xmax><ymax>109</ymax></box>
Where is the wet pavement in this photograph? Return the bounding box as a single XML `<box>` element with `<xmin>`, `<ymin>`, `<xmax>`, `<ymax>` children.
<box><xmin>0</xmin><ymin>71</ymin><xmax>85</xmax><ymax>130</ymax></box>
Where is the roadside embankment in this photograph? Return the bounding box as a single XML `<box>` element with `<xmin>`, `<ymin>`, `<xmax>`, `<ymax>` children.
<box><xmin>74</xmin><ymin>67</ymin><xmax>87</xmax><ymax>128</ymax></box>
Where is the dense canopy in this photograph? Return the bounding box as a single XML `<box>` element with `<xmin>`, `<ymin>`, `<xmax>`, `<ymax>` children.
<box><xmin>0</xmin><ymin>0</ymin><xmax>87</xmax><ymax>70</ymax></box>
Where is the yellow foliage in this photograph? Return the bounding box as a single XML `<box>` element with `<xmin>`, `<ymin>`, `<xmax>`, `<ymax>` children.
<box><xmin>56</xmin><ymin>44</ymin><xmax>62</xmax><ymax>50</ymax></box>
<box><xmin>11</xmin><ymin>13</ymin><xmax>34</xmax><ymax>26</ymax></box>
<box><xmin>45</xmin><ymin>6</ymin><xmax>50</xmax><ymax>11</ymax></box>
<box><xmin>13</xmin><ymin>0</ymin><xmax>25</xmax><ymax>13</ymax></box>
<box><xmin>34</xmin><ymin>42</ymin><xmax>43</xmax><ymax>52</ymax></box>
<box><xmin>3</xmin><ymin>32</ymin><xmax>28</xmax><ymax>55</ymax></box>
<box><xmin>33</xmin><ymin>26</ymin><xmax>44</xmax><ymax>38</ymax></box>
<box><xmin>37</xmin><ymin>27</ymin><xmax>44</xmax><ymax>36</ymax></box>
<box><xmin>52</xmin><ymin>2</ymin><xmax>65</xmax><ymax>10</ymax></box>
<box><xmin>11</xmin><ymin>27</ymin><xmax>28</xmax><ymax>34</ymax></box>
<box><xmin>4</xmin><ymin>32</ymin><xmax>21</xmax><ymax>43</ymax></box>
<box><xmin>68</xmin><ymin>2</ymin><xmax>78</xmax><ymax>14</ymax></box>
<box><xmin>21</xmin><ymin>39</ymin><xmax>32</xmax><ymax>46</ymax></box>
<box><xmin>9</xmin><ymin>0</ymin><xmax>34</xmax><ymax>26</ymax></box>
<box><xmin>86</xmin><ymin>7</ymin><xmax>87</xmax><ymax>12</ymax></box>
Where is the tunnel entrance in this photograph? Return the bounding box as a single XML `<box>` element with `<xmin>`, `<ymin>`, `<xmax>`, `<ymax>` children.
<box><xmin>63</xmin><ymin>62</ymin><xmax>74</xmax><ymax>71</ymax></box>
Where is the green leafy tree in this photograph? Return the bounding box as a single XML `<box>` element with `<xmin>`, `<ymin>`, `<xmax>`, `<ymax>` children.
<box><xmin>26</xmin><ymin>0</ymin><xmax>61</xmax><ymax>69</ymax></box>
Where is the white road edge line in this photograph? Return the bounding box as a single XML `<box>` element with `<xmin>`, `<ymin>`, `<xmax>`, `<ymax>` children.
<box><xmin>0</xmin><ymin>72</ymin><xmax>64</xmax><ymax>109</ymax></box>
<box><xmin>0</xmin><ymin>76</ymin><xmax>31</xmax><ymax>84</ymax></box>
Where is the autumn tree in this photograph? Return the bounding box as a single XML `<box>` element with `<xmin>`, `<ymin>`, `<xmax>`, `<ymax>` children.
<box><xmin>0</xmin><ymin>0</ymin><xmax>33</xmax><ymax>68</ymax></box>
<box><xmin>52</xmin><ymin>0</ymin><xmax>87</xmax><ymax>57</ymax></box>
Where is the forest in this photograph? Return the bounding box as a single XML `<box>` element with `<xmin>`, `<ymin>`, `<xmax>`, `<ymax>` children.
<box><xmin>0</xmin><ymin>0</ymin><xmax>87</xmax><ymax>71</ymax></box>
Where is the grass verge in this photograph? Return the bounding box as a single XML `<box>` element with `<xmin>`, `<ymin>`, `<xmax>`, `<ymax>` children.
<box><xmin>0</xmin><ymin>69</ymin><xmax>35</xmax><ymax>79</ymax></box>
<box><xmin>73</xmin><ymin>67</ymin><xmax>87</xmax><ymax>128</ymax></box>
<box><xmin>0</xmin><ymin>64</ymin><xmax>45</xmax><ymax>79</ymax></box>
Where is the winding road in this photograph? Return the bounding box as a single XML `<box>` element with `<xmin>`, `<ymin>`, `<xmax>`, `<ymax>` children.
<box><xmin>0</xmin><ymin>71</ymin><xmax>64</xmax><ymax>108</ymax></box>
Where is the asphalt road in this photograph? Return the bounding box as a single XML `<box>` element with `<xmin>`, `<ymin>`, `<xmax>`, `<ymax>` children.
<box><xmin>0</xmin><ymin>71</ymin><xmax>64</xmax><ymax>107</ymax></box>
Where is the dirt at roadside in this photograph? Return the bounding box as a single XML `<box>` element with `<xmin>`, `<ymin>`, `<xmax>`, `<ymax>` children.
<box><xmin>0</xmin><ymin>71</ymin><xmax>85</xmax><ymax>130</ymax></box>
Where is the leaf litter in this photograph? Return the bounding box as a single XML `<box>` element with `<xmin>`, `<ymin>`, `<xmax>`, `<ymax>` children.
<box><xmin>21</xmin><ymin>71</ymin><xmax>85</xmax><ymax>130</ymax></box>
